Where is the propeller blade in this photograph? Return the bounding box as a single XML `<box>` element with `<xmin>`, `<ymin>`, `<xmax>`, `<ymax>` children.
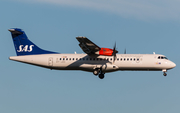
<box><xmin>112</xmin><ymin>42</ymin><xmax>118</xmax><ymax>63</ymax></box>
<box><xmin>113</xmin><ymin>42</ymin><xmax>116</xmax><ymax>50</ymax></box>
<box><xmin>113</xmin><ymin>54</ymin><xmax>117</xmax><ymax>63</ymax></box>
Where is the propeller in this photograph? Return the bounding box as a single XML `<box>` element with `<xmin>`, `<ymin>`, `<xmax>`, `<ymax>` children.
<box><xmin>112</xmin><ymin>42</ymin><xmax>118</xmax><ymax>63</ymax></box>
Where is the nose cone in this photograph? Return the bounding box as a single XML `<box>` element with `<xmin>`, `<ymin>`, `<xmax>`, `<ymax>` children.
<box><xmin>172</xmin><ymin>62</ymin><xmax>176</xmax><ymax>68</ymax></box>
<box><xmin>169</xmin><ymin>61</ymin><xmax>176</xmax><ymax>69</ymax></box>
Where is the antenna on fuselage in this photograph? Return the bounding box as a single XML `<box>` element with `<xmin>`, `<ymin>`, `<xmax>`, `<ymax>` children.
<box><xmin>124</xmin><ymin>48</ymin><xmax>126</xmax><ymax>54</ymax></box>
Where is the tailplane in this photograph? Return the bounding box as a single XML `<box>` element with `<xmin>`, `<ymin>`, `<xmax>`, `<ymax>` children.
<box><xmin>9</xmin><ymin>28</ymin><xmax>57</xmax><ymax>56</ymax></box>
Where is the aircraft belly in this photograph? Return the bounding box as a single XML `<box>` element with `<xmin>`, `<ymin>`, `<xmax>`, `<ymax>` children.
<box><xmin>53</xmin><ymin>60</ymin><xmax>92</xmax><ymax>71</ymax></box>
<box><xmin>117</xmin><ymin>61</ymin><xmax>163</xmax><ymax>71</ymax></box>
<box><xmin>53</xmin><ymin>61</ymin><xmax>119</xmax><ymax>72</ymax></box>
<box><xmin>118</xmin><ymin>67</ymin><xmax>162</xmax><ymax>71</ymax></box>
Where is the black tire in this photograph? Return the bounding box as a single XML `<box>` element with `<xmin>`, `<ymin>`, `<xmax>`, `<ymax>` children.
<box><xmin>163</xmin><ymin>73</ymin><xmax>167</xmax><ymax>76</ymax></box>
<box><xmin>99</xmin><ymin>74</ymin><xmax>104</xmax><ymax>79</ymax></box>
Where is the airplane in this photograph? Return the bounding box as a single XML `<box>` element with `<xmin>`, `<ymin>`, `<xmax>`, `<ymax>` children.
<box><xmin>8</xmin><ymin>28</ymin><xmax>176</xmax><ymax>79</ymax></box>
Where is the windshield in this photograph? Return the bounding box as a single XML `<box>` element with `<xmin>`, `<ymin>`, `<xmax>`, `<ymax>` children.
<box><xmin>158</xmin><ymin>56</ymin><xmax>168</xmax><ymax>60</ymax></box>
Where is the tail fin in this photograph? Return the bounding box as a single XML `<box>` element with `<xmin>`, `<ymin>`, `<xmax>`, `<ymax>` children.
<box><xmin>9</xmin><ymin>28</ymin><xmax>57</xmax><ymax>56</ymax></box>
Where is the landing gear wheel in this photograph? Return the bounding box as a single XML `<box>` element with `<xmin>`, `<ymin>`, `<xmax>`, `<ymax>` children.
<box><xmin>99</xmin><ymin>74</ymin><xmax>104</xmax><ymax>79</ymax></box>
<box><xmin>93</xmin><ymin>69</ymin><xmax>100</xmax><ymax>76</ymax></box>
<box><xmin>163</xmin><ymin>72</ymin><xmax>167</xmax><ymax>76</ymax></box>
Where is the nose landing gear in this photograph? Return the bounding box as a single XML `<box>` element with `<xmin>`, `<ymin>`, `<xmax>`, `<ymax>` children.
<box><xmin>162</xmin><ymin>69</ymin><xmax>167</xmax><ymax>76</ymax></box>
<box><xmin>163</xmin><ymin>72</ymin><xmax>167</xmax><ymax>76</ymax></box>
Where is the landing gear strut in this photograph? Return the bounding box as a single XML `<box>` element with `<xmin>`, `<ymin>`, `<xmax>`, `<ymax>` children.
<box><xmin>98</xmin><ymin>68</ymin><xmax>105</xmax><ymax>79</ymax></box>
<box><xmin>93</xmin><ymin>68</ymin><xmax>105</xmax><ymax>79</ymax></box>
<box><xmin>162</xmin><ymin>69</ymin><xmax>167</xmax><ymax>76</ymax></box>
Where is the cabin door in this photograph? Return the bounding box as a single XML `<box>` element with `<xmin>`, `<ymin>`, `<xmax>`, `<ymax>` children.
<box><xmin>48</xmin><ymin>57</ymin><xmax>53</xmax><ymax>66</ymax></box>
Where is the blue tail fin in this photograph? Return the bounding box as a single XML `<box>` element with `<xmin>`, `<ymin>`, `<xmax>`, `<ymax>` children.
<box><xmin>9</xmin><ymin>28</ymin><xmax>57</xmax><ymax>56</ymax></box>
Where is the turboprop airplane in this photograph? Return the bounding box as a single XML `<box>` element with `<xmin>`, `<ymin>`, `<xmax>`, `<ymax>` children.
<box><xmin>9</xmin><ymin>28</ymin><xmax>176</xmax><ymax>79</ymax></box>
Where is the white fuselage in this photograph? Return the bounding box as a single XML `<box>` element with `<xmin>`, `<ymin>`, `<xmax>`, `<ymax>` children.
<box><xmin>9</xmin><ymin>54</ymin><xmax>176</xmax><ymax>73</ymax></box>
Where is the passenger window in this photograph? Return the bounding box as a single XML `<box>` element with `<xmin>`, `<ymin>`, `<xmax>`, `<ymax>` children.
<box><xmin>121</xmin><ymin>58</ymin><xmax>122</xmax><ymax>61</ymax></box>
<box><xmin>63</xmin><ymin>58</ymin><xmax>65</xmax><ymax>60</ymax></box>
<box><xmin>137</xmin><ymin>58</ymin><xmax>139</xmax><ymax>61</ymax></box>
<box><xmin>93</xmin><ymin>58</ymin><xmax>95</xmax><ymax>60</ymax></box>
<box><xmin>110</xmin><ymin>58</ymin><xmax>112</xmax><ymax>61</ymax></box>
<box><xmin>73</xmin><ymin>58</ymin><xmax>74</xmax><ymax>60</ymax></box>
<box><xmin>66</xmin><ymin>58</ymin><xmax>68</xmax><ymax>60</ymax></box>
<box><xmin>60</xmin><ymin>58</ymin><xmax>61</xmax><ymax>60</ymax></box>
<box><xmin>134</xmin><ymin>58</ymin><xmax>136</xmax><ymax>61</ymax></box>
<box><xmin>130</xmin><ymin>58</ymin><xmax>132</xmax><ymax>61</ymax></box>
<box><xmin>76</xmin><ymin>58</ymin><xmax>78</xmax><ymax>60</ymax></box>
<box><xmin>86</xmin><ymin>58</ymin><xmax>88</xmax><ymax>60</ymax></box>
<box><xmin>127</xmin><ymin>58</ymin><xmax>129</xmax><ymax>61</ymax></box>
<box><xmin>158</xmin><ymin>56</ymin><xmax>160</xmax><ymax>59</ymax></box>
<box><xmin>117</xmin><ymin>58</ymin><xmax>119</xmax><ymax>61</ymax></box>
<box><xmin>69</xmin><ymin>58</ymin><xmax>71</xmax><ymax>60</ymax></box>
<box><xmin>124</xmin><ymin>58</ymin><xmax>126</xmax><ymax>61</ymax></box>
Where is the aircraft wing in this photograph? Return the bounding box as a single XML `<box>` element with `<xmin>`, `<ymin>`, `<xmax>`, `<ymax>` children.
<box><xmin>76</xmin><ymin>37</ymin><xmax>101</xmax><ymax>55</ymax></box>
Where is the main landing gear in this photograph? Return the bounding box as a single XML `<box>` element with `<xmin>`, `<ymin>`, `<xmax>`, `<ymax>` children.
<box><xmin>93</xmin><ymin>68</ymin><xmax>105</xmax><ymax>79</ymax></box>
<box><xmin>99</xmin><ymin>73</ymin><xmax>104</xmax><ymax>79</ymax></box>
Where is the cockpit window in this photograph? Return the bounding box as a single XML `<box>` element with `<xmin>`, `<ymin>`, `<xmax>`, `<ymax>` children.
<box><xmin>158</xmin><ymin>56</ymin><xmax>168</xmax><ymax>59</ymax></box>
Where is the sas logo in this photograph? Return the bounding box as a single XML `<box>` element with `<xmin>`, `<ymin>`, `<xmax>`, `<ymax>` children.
<box><xmin>17</xmin><ymin>45</ymin><xmax>34</xmax><ymax>52</ymax></box>
<box><xmin>155</xmin><ymin>62</ymin><xmax>161</xmax><ymax>65</ymax></box>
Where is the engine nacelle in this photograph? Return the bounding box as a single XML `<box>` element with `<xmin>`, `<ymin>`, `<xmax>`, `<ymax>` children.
<box><xmin>95</xmin><ymin>64</ymin><xmax>119</xmax><ymax>72</ymax></box>
<box><xmin>96</xmin><ymin>48</ymin><xmax>113</xmax><ymax>56</ymax></box>
<box><xmin>102</xmin><ymin>64</ymin><xmax>119</xmax><ymax>72</ymax></box>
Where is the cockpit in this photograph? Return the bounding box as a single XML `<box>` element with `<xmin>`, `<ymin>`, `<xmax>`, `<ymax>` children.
<box><xmin>158</xmin><ymin>56</ymin><xmax>168</xmax><ymax>60</ymax></box>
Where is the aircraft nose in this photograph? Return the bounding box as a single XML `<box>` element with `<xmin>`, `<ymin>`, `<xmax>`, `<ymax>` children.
<box><xmin>172</xmin><ymin>62</ymin><xmax>176</xmax><ymax>68</ymax></box>
<box><xmin>169</xmin><ymin>61</ymin><xmax>176</xmax><ymax>69</ymax></box>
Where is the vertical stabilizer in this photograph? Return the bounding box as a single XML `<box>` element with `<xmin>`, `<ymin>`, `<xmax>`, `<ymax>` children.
<box><xmin>9</xmin><ymin>28</ymin><xmax>57</xmax><ymax>56</ymax></box>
